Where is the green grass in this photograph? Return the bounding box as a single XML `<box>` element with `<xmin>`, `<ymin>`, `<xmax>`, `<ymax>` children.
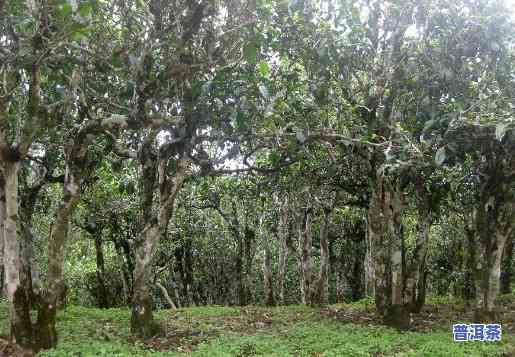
<box><xmin>0</xmin><ymin>300</ymin><xmax>512</xmax><ymax>356</ymax></box>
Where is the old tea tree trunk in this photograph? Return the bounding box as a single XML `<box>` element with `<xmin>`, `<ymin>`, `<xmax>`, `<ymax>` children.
<box><xmin>35</xmin><ymin>117</ymin><xmax>114</xmax><ymax>349</ymax></box>
<box><xmin>368</xmin><ymin>174</ymin><xmax>408</xmax><ymax>329</ymax></box>
<box><xmin>473</xmin><ymin>179</ymin><xmax>515</xmax><ymax>322</ymax></box>
<box><xmin>131</xmin><ymin>145</ymin><xmax>189</xmax><ymax>338</ymax></box>
<box><xmin>2</xmin><ymin>163</ymin><xmax>33</xmax><ymax>347</ymax></box>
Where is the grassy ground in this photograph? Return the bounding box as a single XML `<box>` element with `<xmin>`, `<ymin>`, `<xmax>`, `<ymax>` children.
<box><xmin>0</xmin><ymin>298</ymin><xmax>513</xmax><ymax>356</ymax></box>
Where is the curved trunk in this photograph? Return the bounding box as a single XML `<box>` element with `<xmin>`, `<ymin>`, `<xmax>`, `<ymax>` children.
<box><xmin>130</xmin><ymin>157</ymin><xmax>188</xmax><ymax>337</ymax></box>
<box><xmin>156</xmin><ymin>282</ymin><xmax>177</xmax><ymax>309</ymax></box>
<box><xmin>35</xmin><ymin>167</ymin><xmax>80</xmax><ymax>349</ymax></box>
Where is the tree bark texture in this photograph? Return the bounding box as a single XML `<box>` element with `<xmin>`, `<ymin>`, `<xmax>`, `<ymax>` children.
<box><xmin>131</xmin><ymin>154</ymin><xmax>189</xmax><ymax>337</ymax></box>
<box><xmin>368</xmin><ymin>176</ymin><xmax>408</xmax><ymax>328</ymax></box>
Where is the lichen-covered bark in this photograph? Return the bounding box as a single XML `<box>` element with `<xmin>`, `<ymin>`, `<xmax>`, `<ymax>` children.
<box><xmin>473</xmin><ymin>181</ymin><xmax>515</xmax><ymax>316</ymax></box>
<box><xmin>35</xmin><ymin>159</ymin><xmax>81</xmax><ymax>349</ymax></box>
<box><xmin>368</xmin><ymin>176</ymin><xmax>408</xmax><ymax>327</ymax></box>
<box><xmin>130</xmin><ymin>155</ymin><xmax>188</xmax><ymax>337</ymax></box>
<box><xmin>364</xmin><ymin>217</ymin><xmax>375</xmax><ymax>297</ymax></box>
<box><xmin>2</xmin><ymin>163</ymin><xmax>33</xmax><ymax>347</ymax></box>
<box><xmin>406</xmin><ymin>213</ymin><xmax>432</xmax><ymax>313</ymax></box>
<box><xmin>131</xmin><ymin>224</ymin><xmax>160</xmax><ymax>337</ymax></box>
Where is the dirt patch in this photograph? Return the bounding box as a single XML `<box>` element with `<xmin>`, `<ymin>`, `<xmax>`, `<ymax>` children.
<box><xmin>128</xmin><ymin>327</ymin><xmax>218</xmax><ymax>353</ymax></box>
<box><xmin>0</xmin><ymin>337</ymin><xmax>34</xmax><ymax>357</ymax></box>
<box><xmin>133</xmin><ymin>308</ymin><xmax>279</xmax><ymax>353</ymax></box>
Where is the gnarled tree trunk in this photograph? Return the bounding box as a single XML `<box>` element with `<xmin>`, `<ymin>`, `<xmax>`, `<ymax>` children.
<box><xmin>35</xmin><ymin>158</ymin><xmax>82</xmax><ymax>349</ymax></box>
<box><xmin>130</xmin><ymin>155</ymin><xmax>188</xmax><ymax>337</ymax></box>
<box><xmin>368</xmin><ymin>176</ymin><xmax>408</xmax><ymax>328</ymax></box>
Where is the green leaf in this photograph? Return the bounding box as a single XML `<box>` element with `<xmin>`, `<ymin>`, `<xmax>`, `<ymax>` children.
<box><xmin>59</xmin><ymin>3</ymin><xmax>73</xmax><ymax>17</ymax></box>
<box><xmin>269</xmin><ymin>151</ymin><xmax>280</xmax><ymax>166</ymax></box>
<box><xmin>243</xmin><ymin>43</ymin><xmax>259</xmax><ymax>64</ymax></box>
<box><xmin>78</xmin><ymin>2</ymin><xmax>93</xmax><ymax>16</ymax></box>
<box><xmin>259</xmin><ymin>61</ymin><xmax>270</xmax><ymax>76</ymax></box>
<box><xmin>435</xmin><ymin>147</ymin><xmax>446</xmax><ymax>166</ymax></box>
